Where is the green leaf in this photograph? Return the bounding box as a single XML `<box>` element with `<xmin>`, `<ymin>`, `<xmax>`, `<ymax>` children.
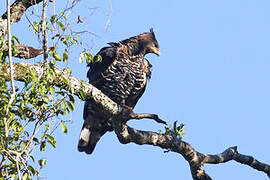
<box><xmin>52</xmin><ymin>53</ymin><xmax>61</xmax><ymax>61</ymax></box>
<box><xmin>40</xmin><ymin>141</ymin><xmax>46</xmax><ymax>152</ymax></box>
<box><xmin>38</xmin><ymin>159</ymin><xmax>47</xmax><ymax>169</ymax></box>
<box><xmin>56</xmin><ymin>21</ymin><xmax>65</xmax><ymax>31</ymax></box>
<box><xmin>177</xmin><ymin>123</ymin><xmax>184</xmax><ymax>131</ymax></box>
<box><xmin>179</xmin><ymin>129</ymin><xmax>185</xmax><ymax>137</ymax></box>
<box><xmin>60</xmin><ymin>121</ymin><xmax>68</xmax><ymax>134</ymax></box>
<box><xmin>33</xmin><ymin>137</ymin><xmax>39</xmax><ymax>144</ymax></box>
<box><xmin>61</xmin><ymin>38</ymin><xmax>68</xmax><ymax>46</ymax></box>
<box><xmin>94</xmin><ymin>54</ymin><xmax>102</xmax><ymax>62</ymax></box>
<box><xmin>66</xmin><ymin>100</ymin><xmax>74</xmax><ymax>111</ymax></box>
<box><xmin>61</xmin><ymin>76</ymin><xmax>68</xmax><ymax>86</ymax></box>
<box><xmin>85</xmin><ymin>53</ymin><xmax>93</xmax><ymax>64</ymax></box>
<box><xmin>173</xmin><ymin>121</ymin><xmax>177</xmax><ymax>133</ymax></box>
<box><xmin>28</xmin><ymin>165</ymin><xmax>38</xmax><ymax>175</ymax></box>
<box><xmin>12</xmin><ymin>44</ymin><xmax>18</xmax><ymax>56</ymax></box>
<box><xmin>29</xmin><ymin>155</ymin><xmax>35</xmax><ymax>163</ymax></box>
<box><xmin>61</xmin><ymin>12</ymin><xmax>67</xmax><ymax>20</ymax></box>
<box><xmin>50</xmin><ymin>59</ymin><xmax>56</xmax><ymax>65</ymax></box>
<box><xmin>50</xmin><ymin>15</ymin><xmax>57</xmax><ymax>23</ymax></box>
<box><xmin>12</xmin><ymin>36</ymin><xmax>20</xmax><ymax>43</ymax></box>
<box><xmin>79</xmin><ymin>90</ymin><xmax>85</xmax><ymax>100</ymax></box>
<box><xmin>65</xmin><ymin>67</ymin><xmax>72</xmax><ymax>74</ymax></box>
<box><xmin>46</xmin><ymin>134</ymin><xmax>56</xmax><ymax>148</ymax></box>
<box><xmin>0</xmin><ymin>51</ymin><xmax>3</xmax><ymax>60</ymax></box>
<box><xmin>30</xmin><ymin>69</ymin><xmax>37</xmax><ymax>81</ymax></box>
<box><xmin>22</xmin><ymin>172</ymin><xmax>30</xmax><ymax>180</ymax></box>
<box><xmin>68</xmin><ymin>94</ymin><xmax>75</xmax><ymax>102</ymax></box>
<box><xmin>63</xmin><ymin>49</ymin><xmax>68</xmax><ymax>62</ymax></box>
<box><xmin>33</xmin><ymin>22</ymin><xmax>39</xmax><ymax>34</ymax></box>
<box><xmin>49</xmin><ymin>86</ymin><xmax>55</xmax><ymax>94</ymax></box>
<box><xmin>70</xmin><ymin>86</ymin><xmax>74</xmax><ymax>94</ymax></box>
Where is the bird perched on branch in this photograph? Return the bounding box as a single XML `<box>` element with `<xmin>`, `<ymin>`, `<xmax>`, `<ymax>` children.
<box><xmin>78</xmin><ymin>28</ymin><xmax>160</xmax><ymax>154</ymax></box>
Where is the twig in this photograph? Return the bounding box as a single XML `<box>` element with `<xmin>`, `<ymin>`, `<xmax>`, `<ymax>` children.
<box><xmin>1</xmin><ymin>150</ymin><xmax>22</xmax><ymax>179</ymax></box>
<box><xmin>105</xmin><ymin>0</ymin><xmax>113</xmax><ymax>32</ymax></box>
<box><xmin>0</xmin><ymin>155</ymin><xmax>8</xmax><ymax>169</ymax></box>
<box><xmin>3</xmin><ymin>0</ymin><xmax>16</xmax><ymax>153</ymax></box>
<box><xmin>16</xmin><ymin>155</ymin><xmax>21</xmax><ymax>180</ymax></box>
<box><xmin>41</xmin><ymin>0</ymin><xmax>49</xmax><ymax>65</ymax></box>
<box><xmin>128</xmin><ymin>112</ymin><xmax>167</xmax><ymax>125</ymax></box>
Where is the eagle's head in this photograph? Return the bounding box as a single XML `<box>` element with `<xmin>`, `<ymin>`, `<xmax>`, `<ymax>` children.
<box><xmin>120</xmin><ymin>28</ymin><xmax>160</xmax><ymax>56</ymax></box>
<box><xmin>139</xmin><ymin>28</ymin><xmax>160</xmax><ymax>56</ymax></box>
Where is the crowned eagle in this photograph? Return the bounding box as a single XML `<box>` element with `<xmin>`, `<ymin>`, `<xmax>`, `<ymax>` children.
<box><xmin>78</xmin><ymin>28</ymin><xmax>160</xmax><ymax>154</ymax></box>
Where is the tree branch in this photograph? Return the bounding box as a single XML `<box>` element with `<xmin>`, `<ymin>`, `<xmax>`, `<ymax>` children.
<box><xmin>1</xmin><ymin>62</ymin><xmax>269</xmax><ymax>179</ymax></box>
<box><xmin>0</xmin><ymin>0</ymin><xmax>43</xmax><ymax>37</ymax></box>
<box><xmin>0</xmin><ymin>62</ymin><xmax>122</xmax><ymax>117</ymax></box>
<box><xmin>1</xmin><ymin>42</ymin><xmax>53</xmax><ymax>59</ymax></box>
<box><xmin>113</xmin><ymin>115</ymin><xmax>270</xmax><ymax>180</ymax></box>
<box><xmin>0</xmin><ymin>0</ymin><xmax>51</xmax><ymax>60</ymax></box>
<box><xmin>41</xmin><ymin>0</ymin><xmax>49</xmax><ymax>65</ymax></box>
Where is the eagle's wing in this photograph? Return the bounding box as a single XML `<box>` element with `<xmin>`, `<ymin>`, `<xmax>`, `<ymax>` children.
<box><xmin>87</xmin><ymin>46</ymin><xmax>117</xmax><ymax>83</ymax></box>
<box><xmin>78</xmin><ymin>45</ymin><xmax>117</xmax><ymax>154</ymax></box>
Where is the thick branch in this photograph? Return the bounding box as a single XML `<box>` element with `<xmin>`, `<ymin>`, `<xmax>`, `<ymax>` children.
<box><xmin>0</xmin><ymin>0</ymin><xmax>43</xmax><ymax>37</ymax></box>
<box><xmin>0</xmin><ymin>62</ymin><xmax>122</xmax><ymax>117</ymax></box>
<box><xmin>113</xmin><ymin>114</ymin><xmax>270</xmax><ymax>180</ymax></box>
<box><xmin>203</xmin><ymin>146</ymin><xmax>270</xmax><ymax>178</ymax></box>
<box><xmin>113</xmin><ymin>120</ymin><xmax>212</xmax><ymax>180</ymax></box>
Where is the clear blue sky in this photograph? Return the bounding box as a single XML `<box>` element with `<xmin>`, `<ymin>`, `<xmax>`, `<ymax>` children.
<box><xmin>3</xmin><ymin>0</ymin><xmax>270</xmax><ymax>179</ymax></box>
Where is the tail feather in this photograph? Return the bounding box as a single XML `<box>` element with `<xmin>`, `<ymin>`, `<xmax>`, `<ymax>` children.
<box><xmin>78</xmin><ymin>100</ymin><xmax>113</xmax><ymax>154</ymax></box>
<box><xmin>78</xmin><ymin>124</ymin><xmax>107</xmax><ymax>154</ymax></box>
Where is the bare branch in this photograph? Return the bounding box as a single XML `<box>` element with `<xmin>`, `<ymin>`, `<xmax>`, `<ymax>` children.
<box><xmin>128</xmin><ymin>112</ymin><xmax>167</xmax><ymax>125</ymax></box>
<box><xmin>105</xmin><ymin>0</ymin><xmax>113</xmax><ymax>32</ymax></box>
<box><xmin>41</xmin><ymin>0</ymin><xmax>49</xmax><ymax>65</ymax></box>
<box><xmin>1</xmin><ymin>42</ymin><xmax>50</xmax><ymax>60</ymax></box>
<box><xmin>4</xmin><ymin>0</ymin><xmax>16</xmax><ymax>155</ymax></box>
<box><xmin>234</xmin><ymin>152</ymin><xmax>270</xmax><ymax>178</ymax></box>
<box><xmin>15</xmin><ymin>155</ymin><xmax>21</xmax><ymax>180</ymax></box>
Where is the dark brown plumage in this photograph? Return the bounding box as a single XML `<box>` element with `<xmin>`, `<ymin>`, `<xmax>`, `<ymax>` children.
<box><xmin>78</xmin><ymin>28</ymin><xmax>160</xmax><ymax>154</ymax></box>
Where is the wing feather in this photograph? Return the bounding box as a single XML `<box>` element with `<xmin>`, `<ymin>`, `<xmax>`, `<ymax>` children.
<box><xmin>87</xmin><ymin>46</ymin><xmax>117</xmax><ymax>83</ymax></box>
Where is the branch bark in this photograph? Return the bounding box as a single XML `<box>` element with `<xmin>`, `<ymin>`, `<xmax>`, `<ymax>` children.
<box><xmin>113</xmin><ymin>115</ymin><xmax>270</xmax><ymax>180</ymax></box>
<box><xmin>0</xmin><ymin>0</ymin><xmax>50</xmax><ymax>60</ymax></box>
<box><xmin>0</xmin><ymin>62</ymin><xmax>121</xmax><ymax>117</ymax></box>
<box><xmin>1</xmin><ymin>42</ymin><xmax>53</xmax><ymax>59</ymax></box>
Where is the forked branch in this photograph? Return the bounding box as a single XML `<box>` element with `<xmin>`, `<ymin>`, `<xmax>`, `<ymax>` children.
<box><xmin>113</xmin><ymin>113</ymin><xmax>270</xmax><ymax>180</ymax></box>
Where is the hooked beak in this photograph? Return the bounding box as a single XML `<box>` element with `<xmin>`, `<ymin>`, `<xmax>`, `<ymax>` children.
<box><xmin>152</xmin><ymin>48</ymin><xmax>160</xmax><ymax>56</ymax></box>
